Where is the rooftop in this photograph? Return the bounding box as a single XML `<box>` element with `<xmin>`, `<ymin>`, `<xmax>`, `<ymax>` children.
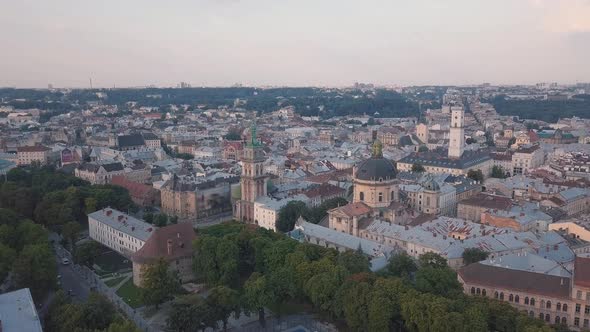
<box><xmin>89</xmin><ymin>208</ymin><xmax>155</xmax><ymax>241</ymax></box>
<box><xmin>0</xmin><ymin>288</ymin><xmax>43</xmax><ymax>332</ymax></box>
<box><xmin>131</xmin><ymin>222</ymin><xmax>196</xmax><ymax>264</ymax></box>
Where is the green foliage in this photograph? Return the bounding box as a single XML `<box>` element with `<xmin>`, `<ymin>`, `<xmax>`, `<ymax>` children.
<box><xmin>386</xmin><ymin>252</ymin><xmax>418</xmax><ymax>279</ymax></box>
<box><xmin>167</xmin><ymin>295</ymin><xmax>217</xmax><ymax>332</ymax></box>
<box><xmin>462</xmin><ymin>248</ymin><xmax>489</xmax><ymax>265</ymax></box>
<box><xmin>13</xmin><ymin>243</ymin><xmax>57</xmax><ymax>299</ymax></box>
<box><xmin>337</xmin><ymin>249</ymin><xmax>370</xmax><ymax>274</ymax></box>
<box><xmin>0</xmin><ymin>243</ymin><xmax>16</xmax><ymax>283</ymax></box>
<box><xmin>207</xmin><ymin>286</ymin><xmax>241</xmax><ymax>331</ymax></box>
<box><xmin>491</xmin><ymin>165</ymin><xmax>509</xmax><ymax>179</ymax></box>
<box><xmin>415</xmin><ymin>266</ymin><xmax>462</xmax><ymax>297</ymax></box>
<box><xmin>154</xmin><ymin>213</ymin><xmax>168</xmax><ymax>227</ymax></box>
<box><xmin>276</xmin><ymin>200</ymin><xmax>308</xmax><ymax>232</ymax></box>
<box><xmin>140</xmin><ymin>258</ymin><xmax>181</xmax><ymax>308</ymax></box>
<box><xmin>74</xmin><ymin>240</ymin><xmax>102</xmax><ymax>266</ymax></box>
<box><xmin>467</xmin><ymin>169</ymin><xmax>485</xmax><ymax>183</ymax></box>
<box><xmin>490</xmin><ymin>95</ymin><xmax>590</xmax><ymax>122</ymax></box>
<box><xmin>62</xmin><ymin>221</ymin><xmax>81</xmax><ymax>249</ymax></box>
<box><xmin>418</xmin><ymin>252</ymin><xmax>448</xmax><ymax>269</ymax></box>
<box><xmin>243</xmin><ymin>272</ymin><xmax>275</xmax><ymax>327</ymax></box>
<box><xmin>45</xmin><ymin>291</ymin><xmax>130</xmax><ymax>332</ymax></box>
<box><xmin>412</xmin><ymin>163</ymin><xmax>425</xmax><ymax>172</ymax></box>
<box><xmin>143</xmin><ymin>212</ymin><xmax>154</xmax><ymax>224</ymax></box>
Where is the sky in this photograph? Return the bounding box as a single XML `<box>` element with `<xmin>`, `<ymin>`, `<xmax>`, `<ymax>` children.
<box><xmin>1</xmin><ymin>0</ymin><xmax>589</xmax><ymax>88</ymax></box>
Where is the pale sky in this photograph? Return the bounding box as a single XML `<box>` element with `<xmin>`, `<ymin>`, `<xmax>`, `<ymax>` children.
<box><xmin>1</xmin><ymin>0</ymin><xmax>589</xmax><ymax>88</ymax></box>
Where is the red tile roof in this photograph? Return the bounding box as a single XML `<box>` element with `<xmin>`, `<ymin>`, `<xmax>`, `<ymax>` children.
<box><xmin>574</xmin><ymin>256</ymin><xmax>590</xmax><ymax>288</ymax></box>
<box><xmin>17</xmin><ymin>145</ymin><xmax>50</xmax><ymax>152</ymax></box>
<box><xmin>303</xmin><ymin>183</ymin><xmax>345</xmax><ymax>199</ymax></box>
<box><xmin>330</xmin><ymin>202</ymin><xmax>372</xmax><ymax>217</ymax></box>
<box><xmin>131</xmin><ymin>222</ymin><xmax>196</xmax><ymax>264</ymax></box>
<box><xmin>459</xmin><ymin>263</ymin><xmax>570</xmax><ymax>299</ymax></box>
<box><xmin>111</xmin><ymin>176</ymin><xmax>157</xmax><ymax>199</ymax></box>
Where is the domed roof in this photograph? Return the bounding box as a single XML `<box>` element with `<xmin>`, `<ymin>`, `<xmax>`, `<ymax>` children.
<box><xmin>355</xmin><ymin>157</ymin><xmax>397</xmax><ymax>181</ymax></box>
<box><xmin>355</xmin><ymin>140</ymin><xmax>397</xmax><ymax>181</ymax></box>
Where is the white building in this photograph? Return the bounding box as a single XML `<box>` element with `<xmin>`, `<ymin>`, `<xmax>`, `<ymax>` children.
<box><xmin>512</xmin><ymin>144</ymin><xmax>544</xmax><ymax>175</ymax></box>
<box><xmin>448</xmin><ymin>107</ymin><xmax>465</xmax><ymax>158</ymax></box>
<box><xmin>254</xmin><ymin>195</ymin><xmax>309</xmax><ymax>231</ymax></box>
<box><xmin>0</xmin><ymin>288</ymin><xmax>43</xmax><ymax>332</ymax></box>
<box><xmin>88</xmin><ymin>208</ymin><xmax>155</xmax><ymax>256</ymax></box>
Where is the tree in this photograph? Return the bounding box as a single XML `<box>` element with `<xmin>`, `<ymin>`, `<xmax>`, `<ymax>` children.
<box><xmin>491</xmin><ymin>165</ymin><xmax>508</xmax><ymax>179</ymax></box>
<box><xmin>243</xmin><ymin>272</ymin><xmax>275</xmax><ymax>327</ymax></box>
<box><xmin>170</xmin><ymin>215</ymin><xmax>179</xmax><ymax>224</ymax></box>
<box><xmin>368</xmin><ymin>278</ymin><xmax>406</xmax><ymax>332</ymax></box>
<box><xmin>106</xmin><ymin>319</ymin><xmax>141</xmax><ymax>332</ymax></box>
<box><xmin>82</xmin><ymin>292</ymin><xmax>117</xmax><ymax>330</ymax></box>
<box><xmin>467</xmin><ymin>169</ymin><xmax>484</xmax><ymax>183</ymax></box>
<box><xmin>13</xmin><ymin>243</ymin><xmax>57</xmax><ymax>299</ymax></box>
<box><xmin>0</xmin><ymin>243</ymin><xmax>16</xmax><ymax>283</ymax></box>
<box><xmin>411</xmin><ymin>163</ymin><xmax>425</xmax><ymax>173</ymax></box>
<box><xmin>154</xmin><ymin>213</ymin><xmax>168</xmax><ymax>227</ymax></box>
<box><xmin>418</xmin><ymin>252</ymin><xmax>447</xmax><ymax>269</ymax></box>
<box><xmin>62</xmin><ymin>221</ymin><xmax>81</xmax><ymax>249</ymax></box>
<box><xmin>466</xmin><ymin>137</ymin><xmax>476</xmax><ymax>145</ymax></box>
<box><xmin>143</xmin><ymin>212</ymin><xmax>154</xmax><ymax>224</ymax></box>
<box><xmin>276</xmin><ymin>200</ymin><xmax>308</xmax><ymax>232</ymax></box>
<box><xmin>462</xmin><ymin>248</ymin><xmax>489</xmax><ymax>265</ymax></box>
<box><xmin>206</xmin><ymin>286</ymin><xmax>241</xmax><ymax>331</ymax></box>
<box><xmin>74</xmin><ymin>241</ymin><xmax>102</xmax><ymax>266</ymax></box>
<box><xmin>140</xmin><ymin>258</ymin><xmax>180</xmax><ymax>309</ymax></box>
<box><xmin>415</xmin><ymin>266</ymin><xmax>462</xmax><ymax>297</ymax></box>
<box><xmin>341</xmin><ymin>281</ymin><xmax>372</xmax><ymax>331</ymax></box>
<box><xmin>337</xmin><ymin>249</ymin><xmax>370</xmax><ymax>274</ymax></box>
<box><xmin>387</xmin><ymin>252</ymin><xmax>417</xmax><ymax>279</ymax></box>
<box><xmin>167</xmin><ymin>295</ymin><xmax>216</xmax><ymax>332</ymax></box>
<box><xmin>84</xmin><ymin>197</ymin><xmax>97</xmax><ymax>214</ymax></box>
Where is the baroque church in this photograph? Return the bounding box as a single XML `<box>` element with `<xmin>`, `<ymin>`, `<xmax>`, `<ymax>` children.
<box><xmin>328</xmin><ymin>140</ymin><xmax>410</xmax><ymax>237</ymax></box>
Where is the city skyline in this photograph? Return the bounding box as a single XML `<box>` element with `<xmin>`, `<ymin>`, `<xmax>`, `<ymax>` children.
<box><xmin>1</xmin><ymin>0</ymin><xmax>590</xmax><ymax>88</ymax></box>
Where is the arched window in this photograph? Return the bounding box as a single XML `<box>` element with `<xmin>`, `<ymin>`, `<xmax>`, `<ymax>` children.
<box><xmin>562</xmin><ymin>317</ymin><xmax>566</xmax><ymax>324</ymax></box>
<box><xmin>360</xmin><ymin>192</ymin><xmax>364</xmax><ymax>201</ymax></box>
<box><xmin>557</xmin><ymin>303</ymin><xmax>561</xmax><ymax>311</ymax></box>
<box><xmin>471</xmin><ymin>287</ymin><xmax>476</xmax><ymax>294</ymax></box>
<box><xmin>509</xmin><ymin>294</ymin><xmax>514</xmax><ymax>302</ymax></box>
<box><xmin>515</xmin><ymin>295</ymin><xmax>520</xmax><ymax>303</ymax></box>
<box><xmin>563</xmin><ymin>304</ymin><xmax>568</xmax><ymax>312</ymax></box>
<box><xmin>555</xmin><ymin>316</ymin><xmax>561</xmax><ymax>324</ymax></box>
<box><xmin>391</xmin><ymin>191</ymin><xmax>395</xmax><ymax>201</ymax></box>
<box><xmin>539</xmin><ymin>313</ymin><xmax>544</xmax><ymax>320</ymax></box>
<box><xmin>500</xmin><ymin>293</ymin><xmax>504</xmax><ymax>300</ymax></box>
<box><xmin>529</xmin><ymin>311</ymin><xmax>534</xmax><ymax>317</ymax></box>
<box><xmin>530</xmin><ymin>298</ymin><xmax>536</xmax><ymax>306</ymax></box>
<box><xmin>546</xmin><ymin>301</ymin><xmax>551</xmax><ymax>309</ymax></box>
<box><xmin>482</xmin><ymin>289</ymin><xmax>486</xmax><ymax>296</ymax></box>
<box><xmin>524</xmin><ymin>297</ymin><xmax>529</xmax><ymax>305</ymax></box>
<box><xmin>378</xmin><ymin>192</ymin><xmax>383</xmax><ymax>202</ymax></box>
<box><xmin>494</xmin><ymin>291</ymin><xmax>499</xmax><ymax>299</ymax></box>
<box><xmin>545</xmin><ymin>314</ymin><xmax>550</xmax><ymax>322</ymax></box>
<box><xmin>541</xmin><ymin>300</ymin><xmax>545</xmax><ymax>308</ymax></box>
<box><xmin>476</xmin><ymin>288</ymin><xmax>481</xmax><ymax>295</ymax></box>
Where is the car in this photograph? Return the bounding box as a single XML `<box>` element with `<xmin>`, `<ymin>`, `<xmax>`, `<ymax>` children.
<box><xmin>61</xmin><ymin>258</ymin><xmax>70</xmax><ymax>265</ymax></box>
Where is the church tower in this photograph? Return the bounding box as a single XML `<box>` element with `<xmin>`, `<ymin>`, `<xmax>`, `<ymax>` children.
<box><xmin>448</xmin><ymin>107</ymin><xmax>465</xmax><ymax>158</ymax></box>
<box><xmin>234</xmin><ymin>124</ymin><xmax>268</xmax><ymax>223</ymax></box>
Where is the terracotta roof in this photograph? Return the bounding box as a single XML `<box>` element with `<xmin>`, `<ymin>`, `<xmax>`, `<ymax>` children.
<box><xmin>111</xmin><ymin>176</ymin><xmax>156</xmax><ymax>199</ymax></box>
<box><xmin>459</xmin><ymin>263</ymin><xmax>570</xmax><ymax>299</ymax></box>
<box><xmin>303</xmin><ymin>183</ymin><xmax>345</xmax><ymax>199</ymax></box>
<box><xmin>17</xmin><ymin>145</ymin><xmax>50</xmax><ymax>152</ymax></box>
<box><xmin>459</xmin><ymin>193</ymin><xmax>513</xmax><ymax>210</ymax></box>
<box><xmin>329</xmin><ymin>202</ymin><xmax>372</xmax><ymax>217</ymax></box>
<box><xmin>574</xmin><ymin>256</ymin><xmax>590</xmax><ymax>288</ymax></box>
<box><xmin>131</xmin><ymin>222</ymin><xmax>196</xmax><ymax>264</ymax></box>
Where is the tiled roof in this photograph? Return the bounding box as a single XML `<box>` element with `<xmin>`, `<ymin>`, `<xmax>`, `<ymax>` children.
<box><xmin>459</xmin><ymin>262</ymin><xmax>571</xmax><ymax>299</ymax></box>
<box><xmin>17</xmin><ymin>145</ymin><xmax>50</xmax><ymax>152</ymax></box>
<box><xmin>330</xmin><ymin>202</ymin><xmax>372</xmax><ymax>217</ymax></box>
<box><xmin>111</xmin><ymin>176</ymin><xmax>156</xmax><ymax>198</ymax></box>
<box><xmin>303</xmin><ymin>183</ymin><xmax>345</xmax><ymax>199</ymax></box>
<box><xmin>459</xmin><ymin>193</ymin><xmax>513</xmax><ymax>210</ymax></box>
<box><xmin>131</xmin><ymin>222</ymin><xmax>196</xmax><ymax>264</ymax></box>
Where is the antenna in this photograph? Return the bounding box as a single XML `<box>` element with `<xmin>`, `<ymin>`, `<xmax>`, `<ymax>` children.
<box><xmin>89</xmin><ymin>77</ymin><xmax>93</xmax><ymax>89</ymax></box>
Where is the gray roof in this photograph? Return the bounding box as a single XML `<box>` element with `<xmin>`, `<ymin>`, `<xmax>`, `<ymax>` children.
<box><xmin>399</xmin><ymin>149</ymin><xmax>491</xmax><ymax>170</ymax></box>
<box><xmin>0</xmin><ymin>288</ymin><xmax>43</xmax><ymax>332</ymax></box>
<box><xmin>88</xmin><ymin>208</ymin><xmax>155</xmax><ymax>241</ymax></box>
<box><xmin>118</xmin><ymin>134</ymin><xmax>145</xmax><ymax>147</ymax></box>
<box><xmin>480</xmin><ymin>252</ymin><xmax>571</xmax><ymax>277</ymax></box>
<box><xmin>355</xmin><ymin>157</ymin><xmax>397</xmax><ymax>181</ymax></box>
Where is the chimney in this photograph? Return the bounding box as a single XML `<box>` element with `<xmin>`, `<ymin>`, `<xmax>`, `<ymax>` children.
<box><xmin>167</xmin><ymin>239</ymin><xmax>173</xmax><ymax>255</ymax></box>
<box><xmin>118</xmin><ymin>215</ymin><xmax>124</xmax><ymax>222</ymax></box>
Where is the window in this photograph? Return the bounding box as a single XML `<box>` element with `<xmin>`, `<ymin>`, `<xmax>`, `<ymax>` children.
<box><xmin>494</xmin><ymin>291</ymin><xmax>499</xmax><ymax>299</ymax></box>
<box><xmin>360</xmin><ymin>192</ymin><xmax>364</xmax><ymax>201</ymax></box>
<box><xmin>575</xmin><ymin>317</ymin><xmax>580</xmax><ymax>327</ymax></box>
<box><xmin>546</xmin><ymin>301</ymin><xmax>551</xmax><ymax>309</ymax></box>
<box><xmin>509</xmin><ymin>294</ymin><xmax>514</xmax><ymax>302</ymax></box>
<box><xmin>557</xmin><ymin>303</ymin><xmax>561</xmax><ymax>311</ymax></box>
<box><xmin>378</xmin><ymin>192</ymin><xmax>383</xmax><ymax>202</ymax></box>
<box><xmin>530</xmin><ymin>298</ymin><xmax>536</xmax><ymax>306</ymax></box>
<box><xmin>585</xmin><ymin>319</ymin><xmax>589</xmax><ymax>328</ymax></box>
<box><xmin>500</xmin><ymin>293</ymin><xmax>504</xmax><ymax>300</ymax></box>
<box><xmin>539</xmin><ymin>313</ymin><xmax>544</xmax><ymax>320</ymax></box>
<box><xmin>482</xmin><ymin>289</ymin><xmax>486</xmax><ymax>296</ymax></box>
<box><xmin>562</xmin><ymin>317</ymin><xmax>566</xmax><ymax>325</ymax></box>
<box><xmin>555</xmin><ymin>316</ymin><xmax>561</xmax><ymax>325</ymax></box>
<box><xmin>577</xmin><ymin>304</ymin><xmax>581</xmax><ymax>313</ymax></box>
<box><xmin>585</xmin><ymin>305</ymin><xmax>590</xmax><ymax>315</ymax></box>
<box><xmin>476</xmin><ymin>288</ymin><xmax>481</xmax><ymax>295</ymax></box>
<box><xmin>545</xmin><ymin>314</ymin><xmax>550</xmax><ymax>322</ymax></box>
<box><xmin>529</xmin><ymin>311</ymin><xmax>534</xmax><ymax>317</ymax></box>
<box><xmin>578</xmin><ymin>290</ymin><xmax>583</xmax><ymax>300</ymax></box>
<box><xmin>391</xmin><ymin>191</ymin><xmax>395</xmax><ymax>201</ymax></box>
<box><xmin>563</xmin><ymin>304</ymin><xmax>568</xmax><ymax>312</ymax></box>
<box><xmin>525</xmin><ymin>297</ymin><xmax>529</xmax><ymax>305</ymax></box>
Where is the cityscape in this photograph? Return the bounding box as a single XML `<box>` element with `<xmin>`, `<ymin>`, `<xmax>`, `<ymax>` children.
<box><xmin>2</xmin><ymin>1</ymin><xmax>590</xmax><ymax>332</ymax></box>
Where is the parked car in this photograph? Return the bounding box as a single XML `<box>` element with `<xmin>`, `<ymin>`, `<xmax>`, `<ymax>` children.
<box><xmin>61</xmin><ymin>258</ymin><xmax>70</xmax><ymax>265</ymax></box>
